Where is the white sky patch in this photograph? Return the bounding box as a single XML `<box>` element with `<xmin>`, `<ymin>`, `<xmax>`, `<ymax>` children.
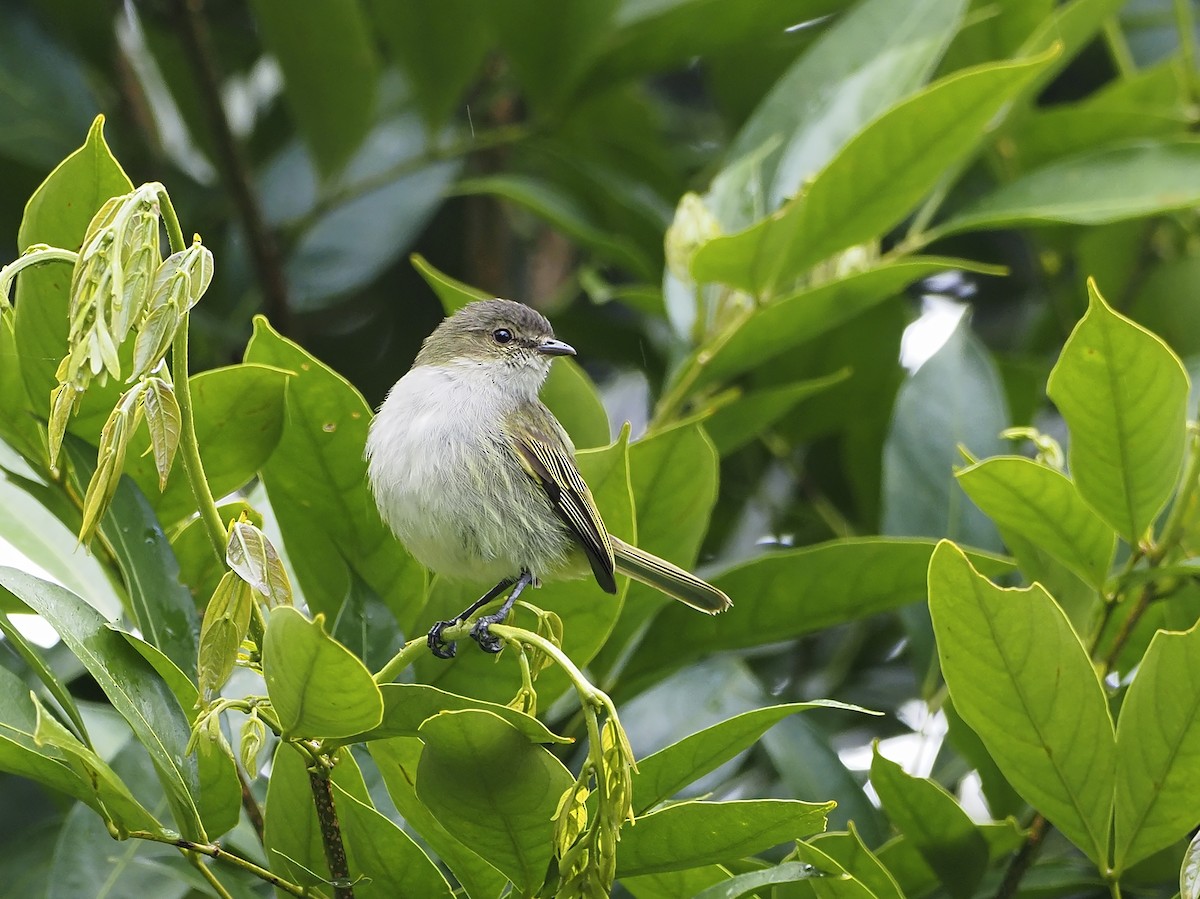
<box><xmin>900</xmin><ymin>295</ymin><xmax>968</xmax><ymax>372</ymax></box>
<box><xmin>0</xmin><ymin>538</ymin><xmax>62</xmax><ymax>648</ymax></box>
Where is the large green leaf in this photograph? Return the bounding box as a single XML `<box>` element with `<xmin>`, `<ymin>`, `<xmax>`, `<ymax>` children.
<box><xmin>870</xmin><ymin>748</ymin><xmax>987</xmax><ymax>899</ymax></box>
<box><xmin>124</xmin><ymin>364</ymin><xmax>289</xmax><ymax>527</ymax></box>
<box><xmin>634</xmin><ymin>701</ymin><xmax>873</xmax><ymax>814</ymax></box>
<box><xmin>1113</xmin><ymin>624</ymin><xmax>1200</xmax><ymax>872</ymax></box>
<box><xmin>809</xmin><ymin>826</ymin><xmax>905</xmax><ymax>899</ymax></box>
<box><xmin>623</xmin><ymin>538</ymin><xmax>1011</xmax><ymax>690</ymax></box>
<box><xmin>262</xmin><ymin>606</ymin><xmax>384</xmax><ymax>740</ymax></box>
<box><xmin>248</xmin><ymin>0</ymin><xmax>378</xmax><ymax>175</ymax></box>
<box><xmin>956</xmin><ymin>456</ymin><xmax>1115</xmax><ymax>588</ymax></box>
<box><xmin>928</xmin><ymin>541</ymin><xmax>1115</xmax><ymax>866</ymax></box>
<box><xmin>0</xmin><ymin>566</ymin><xmax>204</xmax><ymax>840</ymax></box>
<box><xmin>369</xmin><ymin>736</ymin><xmax>509</xmax><ymax>899</ymax></box>
<box><xmin>717</xmin><ymin>0</ymin><xmax>965</xmax><ymax>226</ymax></box>
<box><xmin>691</xmin><ymin>52</ymin><xmax>1055</xmax><ymax>294</ymax></box>
<box><xmin>938</xmin><ymin>140</ymin><xmax>1200</xmax><ymax>236</ymax></box>
<box><xmin>616</xmin><ymin>799</ymin><xmax>833</xmax><ymax>877</ymax></box>
<box><xmin>244</xmin><ymin>316</ymin><xmax>427</xmax><ymax>629</ymax></box>
<box><xmin>415</xmin><ymin>709</ymin><xmax>573</xmax><ymax>895</ymax></box>
<box><xmin>1046</xmin><ymin>280</ymin><xmax>1189</xmax><ymax>542</ymax></box>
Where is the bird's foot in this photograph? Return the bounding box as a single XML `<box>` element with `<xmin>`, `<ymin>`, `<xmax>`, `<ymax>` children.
<box><xmin>469</xmin><ymin>614</ymin><xmax>505</xmax><ymax>654</ymax></box>
<box><xmin>426</xmin><ymin>620</ymin><xmax>458</xmax><ymax>659</ymax></box>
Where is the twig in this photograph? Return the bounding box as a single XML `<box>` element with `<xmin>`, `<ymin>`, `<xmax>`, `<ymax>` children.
<box><xmin>130</xmin><ymin>830</ymin><xmax>308</xmax><ymax>896</ymax></box>
<box><xmin>372</xmin><ymin>637</ymin><xmax>426</xmax><ymax>685</ymax></box>
<box><xmin>187</xmin><ymin>851</ymin><xmax>235</xmax><ymax>899</ymax></box>
<box><xmin>237</xmin><ymin>766</ymin><xmax>266</xmax><ymax>845</ymax></box>
<box><xmin>309</xmin><ymin>765</ymin><xmax>354</xmax><ymax>899</ymax></box>
<box><xmin>993</xmin><ymin>815</ymin><xmax>1048</xmax><ymax>899</ymax></box>
<box><xmin>171</xmin><ymin>0</ymin><xmax>292</xmax><ymax>335</ymax></box>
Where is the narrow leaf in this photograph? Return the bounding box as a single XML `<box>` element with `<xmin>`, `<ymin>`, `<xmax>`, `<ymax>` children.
<box><xmin>141</xmin><ymin>377</ymin><xmax>180</xmax><ymax>490</ymax></box>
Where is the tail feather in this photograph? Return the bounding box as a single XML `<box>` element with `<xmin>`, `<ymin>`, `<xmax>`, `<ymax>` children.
<box><xmin>611</xmin><ymin>537</ymin><xmax>731</xmax><ymax>614</ymax></box>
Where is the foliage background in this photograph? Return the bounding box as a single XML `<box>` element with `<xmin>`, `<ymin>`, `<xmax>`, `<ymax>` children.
<box><xmin>3</xmin><ymin>0</ymin><xmax>1200</xmax><ymax>897</ymax></box>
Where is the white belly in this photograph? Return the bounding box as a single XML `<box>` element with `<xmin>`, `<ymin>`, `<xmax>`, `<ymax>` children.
<box><xmin>365</xmin><ymin>365</ymin><xmax>572</xmax><ymax>584</ymax></box>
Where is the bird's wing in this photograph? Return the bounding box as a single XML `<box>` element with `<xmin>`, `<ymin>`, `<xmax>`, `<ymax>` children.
<box><xmin>512</xmin><ymin>416</ymin><xmax>617</xmax><ymax>594</ymax></box>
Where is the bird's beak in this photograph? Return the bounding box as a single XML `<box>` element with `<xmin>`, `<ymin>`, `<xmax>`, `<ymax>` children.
<box><xmin>537</xmin><ymin>337</ymin><xmax>576</xmax><ymax>357</ymax></box>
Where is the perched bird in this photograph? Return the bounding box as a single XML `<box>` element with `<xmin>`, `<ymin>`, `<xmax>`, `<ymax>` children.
<box><xmin>366</xmin><ymin>298</ymin><xmax>731</xmax><ymax>657</ymax></box>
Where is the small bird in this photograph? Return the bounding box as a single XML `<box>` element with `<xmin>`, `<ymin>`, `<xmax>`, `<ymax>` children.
<box><xmin>366</xmin><ymin>298</ymin><xmax>731</xmax><ymax>657</ymax></box>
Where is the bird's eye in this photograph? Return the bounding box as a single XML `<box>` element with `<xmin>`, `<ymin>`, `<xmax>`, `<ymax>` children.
<box><xmin>492</xmin><ymin>328</ymin><xmax>513</xmax><ymax>344</ymax></box>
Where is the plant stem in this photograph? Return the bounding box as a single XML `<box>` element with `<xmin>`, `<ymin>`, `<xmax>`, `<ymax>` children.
<box><xmin>308</xmin><ymin>764</ymin><xmax>354</xmax><ymax>899</ymax></box>
<box><xmin>172</xmin><ymin>313</ymin><xmax>227</xmax><ymax>562</ymax></box>
<box><xmin>237</xmin><ymin>766</ymin><xmax>266</xmax><ymax>845</ymax></box>
<box><xmin>1175</xmin><ymin>0</ymin><xmax>1198</xmax><ymax>100</ymax></box>
<box><xmin>130</xmin><ymin>831</ymin><xmax>308</xmax><ymax>896</ymax></box>
<box><xmin>1102</xmin><ymin>17</ymin><xmax>1137</xmax><ymax>78</ymax></box>
<box><xmin>372</xmin><ymin>637</ymin><xmax>427</xmax><ymax>684</ymax></box>
<box><xmin>187</xmin><ymin>851</ymin><xmax>235</xmax><ymax>899</ymax></box>
<box><xmin>171</xmin><ymin>0</ymin><xmax>292</xmax><ymax>335</ymax></box>
<box><xmin>993</xmin><ymin>814</ymin><xmax>1047</xmax><ymax>899</ymax></box>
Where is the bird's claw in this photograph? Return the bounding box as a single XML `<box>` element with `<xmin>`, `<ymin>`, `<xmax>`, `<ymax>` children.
<box><xmin>427</xmin><ymin>620</ymin><xmax>457</xmax><ymax>659</ymax></box>
<box><xmin>470</xmin><ymin>618</ymin><xmax>504</xmax><ymax>654</ymax></box>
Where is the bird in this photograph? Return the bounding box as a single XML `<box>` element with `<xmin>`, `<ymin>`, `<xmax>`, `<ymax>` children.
<box><xmin>366</xmin><ymin>298</ymin><xmax>731</xmax><ymax>657</ymax></box>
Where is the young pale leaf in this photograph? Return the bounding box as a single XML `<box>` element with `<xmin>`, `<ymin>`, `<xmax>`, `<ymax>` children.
<box><xmin>616</xmin><ymin>799</ymin><xmax>833</xmax><ymax>877</ymax></box>
<box><xmin>415</xmin><ymin>709</ymin><xmax>574</xmax><ymax>896</ymax></box>
<box><xmin>689</xmin><ymin>863</ymin><xmax>823</xmax><ymax>899</ymax></box>
<box><xmin>129</xmin><ymin>301</ymin><xmax>179</xmax><ymax>383</ymax></box>
<box><xmin>1184</xmin><ymin>828</ymin><xmax>1200</xmax><ymax>899</ymax></box>
<box><xmin>0</xmin><ymin>566</ymin><xmax>205</xmax><ymax>840</ymax></box>
<box><xmin>226</xmin><ymin>519</ymin><xmax>292</xmax><ymax>606</ymax></box>
<box><xmin>1113</xmin><ymin>624</ymin><xmax>1200</xmax><ymax>871</ymax></box>
<box><xmin>1046</xmin><ymin>279</ymin><xmax>1189</xmax><ymax>542</ymax></box>
<box><xmin>634</xmin><ymin>700</ymin><xmax>876</xmax><ymax>815</ymax></box>
<box><xmin>928</xmin><ymin>540</ymin><xmax>1115</xmax><ymax>866</ymax></box>
<box><xmin>956</xmin><ymin>456</ymin><xmax>1116</xmax><ymax>588</ymax></box>
<box><xmin>197</xmin><ymin>571</ymin><xmax>253</xmax><ymax>701</ymax></box>
<box><xmin>262</xmin><ymin>606</ymin><xmax>383</xmax><ymax>739</ymax></box>
<box><xmin>77</xmin><ymin>395</ymin><xmax>136</xmax><ymax>544</ymax></box>
<box><xmin>692</xmin><ymin>51</ymin><xmax>1056</xmax><ymax>293</ymax></box>
<box><xmin>870</xmin><ymin>747</ymin><xmax>988</xmax><ymax>898</ymax></box>
<box><xmin>141</xmin><ymin>377</ymin><xmax>180</xmax><ymax>490</ymax></box>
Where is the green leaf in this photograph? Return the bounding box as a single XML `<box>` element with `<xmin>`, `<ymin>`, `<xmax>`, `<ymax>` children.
<box><xmin>197</xmin><ymin>572</ymin><xmax>253</xmax><ymax>702</ymax></box>
<box><xmin>623</xmin><ymin>538</ymin><xmax>1012</xmax><ymax>689</ymax></box>
<box><xmin>262</xmin><ymin>606</ymin><xmax>384</xmax><ymax>740</ymax></box>
<box><xmin>13</xmin><ymin>116</ymin><xmax>132</xmax><ymax>441</ymax></box>
<box><xmin>247</xmin><ymin>0</ymin><xmax>378</xmax><ymax>175</ymax></box>
<box><xmin>882</xmin><ymin>320</ymin><xmax>1007</xmax><ymax>552</ymax></box>
<box><xmin>692</xmin><ymin>52</ymin><xmax>1056</xmax><ymax>294</ymax></box>
<box><xmin>790</xmin><ymin>840</ymin><xmax>878</xmax><ymax>899</ymax></box>
<box><xmin>634</xmin><ymin>701</ymin><xmax>875</xmax><ymax>815</ymax></box>
<box><xmin>956</xmin><ymin>456</ymin><xmax>1116</xmax><ymax>588</ymax></box>
<box><xmin>364</xmin><ymin>0</ymin><xmax>490</xmax><ymax>131</ymax></box>
<box><xmin>616</xmin><ymin>799</ymin><xmax>833</xmax><ymax>877</ymax></box>
<box><xmin>0</xmin><ymin>605</ymin><xmax>89</xmax><ymax>745</ymax></box>
<box><xmin>0</xmin><ymin>666</ymin><xmax>159</xmax><ymax>835</ymax></box>
<box><xmin>244</xmin><ymin>316</ymin><xmax>427</xmax><ymax>629</ymax></box>
<box><xmin>124</xmin><ymin>363</ymin><xmax>289</xmax><ymax>528</ymax></box>
<box><xmin>263</xmin><ymin>742</ymin><xmax>373</xmax><ymax>889</ymax></box>
<box><xmin>928</xmin><ymin>541</ymin><xmax>1115</xmax><ymax>865</ymax></box>
<box><xmin>704</xmin><ymin>371</ymin><xmax>849</xmax><ymax>455</ymax></box>
<box><xmin>1046</xmin><ymin>280</ymin><xmax>1189</xmax><ymax>542</ymax></box>
<box><xmin>689</xmin><ymin>862</ymin><xmax>823</xmax><ymax>899</ymax></box>
<box><xmin>140</xmin><ymin>378</ymin><xmax>179</xmax><ymax>491</ymax></box>
<box><xmin>1184</xmin><ymin>828</ymin><xmax>1200</xmax><ymax>899</ymax></box>
<box><xmin>226</xmin><ymin>519</ymin><xmax>292</xmax><ymax>607</ymax></box>
<box><xmin>685</xmin><ymin>260</ymin><xmax>1001</xmax><ymax>394</ymax></box>
<box><xmin>342</xmin><ymin>683</ymin><xmax>570</xmax><ymax>746</ymax></box>
<box><xmin>415</xmin><ymin>709</ymin><xmax>574</xmax><ymax>895</ymax></box>
<box><xmin>938</xmin><ymin>140</ymin><xmax>1200</xmax><ymax>236</ymax></box>
<box><xmin>0</xmin><ymin>566</ymin><xmax>204</xmax><ymax>839</ymax></box>
<box><xmin>540</xmin><ymin>354</ymin><xmax>611</xmax><ymax>450</ymax></box>
<box><xmin>369</xmin><ymin>736</ymin><xmax>509</xmax><ymax>899</ymax></box>
<box><xmin>718</xmin><ymin>0</ymin><xmax>966</xmax><ymax>227</ymax></box>
<box><xmin>1113</xmin><ymin>624</ymin><xmax>1200</xmax><ymax>871</ymax></box>
<box><xmin>621</xmin><ymin>866</ymin><xmax>731</xmax><ymax>899</ymax></box>
<box><xmin>334</xmin><ymin>782</ymin><xmax>456</xmax><ymax>898</ymax></box>
<box><xmin>869</xmin><ymin>747</ymin><xmax>988</xmax><ymax>899</ymax></box>
<box><xmin>411</xmin><ymin>252</ymin><xmax>489</xmax><ymax>314</ymax></box>
<box><xmin>809</xmin><ymin>824</ymin><xmax>905</xmax><ymax>899</ymax></box>
<box><xmin>62</xmin><ymin>438</ymin><xmax>199</xmax><ymax>676</ymax></box>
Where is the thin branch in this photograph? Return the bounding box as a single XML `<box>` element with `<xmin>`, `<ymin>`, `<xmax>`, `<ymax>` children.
<box><xmin>170</xmin><ymin>0</ymin><xmax>292</xmax><ymax>335</ymax></box>
<box><xmin>308</xmin><ymin>765</ymin><xmax>354</xmax><ymax>899</ymax></box>
<box><xmin>130</xmin><ymin>830</ymin><xmax>308</xmax><ymax>896</ymax></box>
<box><xmin>187</xmin><ymin>851</ymin><xmax>235</xmax><ymax>899</ymax></box>
<box><xmin>238</xmin><ymin>766</ymin><xmax>266</xmax><ymax>845</ymax></box>
<box><xmin>993</xmin><ymin>814</ymin><xmax>1048</xmax><ymax>899</ymax></box>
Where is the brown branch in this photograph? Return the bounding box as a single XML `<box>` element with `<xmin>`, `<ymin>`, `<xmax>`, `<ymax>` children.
<box><xmin>993</xmin><ymin>814</ymin><xmax>1048</xmax><ymax>899</ymax></box>
<box><xmin>309</xmin><ymin>766</ymin><xmax>354</xmax><ymax>899</ymax></box>
<box><xmin>170</xmin><ymin>0</ymin><xmax>293</xmax><ymax>336</ymax></box>
<box><xmin>238</xmin><ymin>766</ymin><xmax>266</xmax><ymax>845</ymax></box>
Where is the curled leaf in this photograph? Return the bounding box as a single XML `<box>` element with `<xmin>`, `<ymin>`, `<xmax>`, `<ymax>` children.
<box><xmin>130</xmin><ymin>301</ymin><xmax>180</xmax><ymax>382</ymax></box>
<box><xmin>198</xmin><ymin>570</ymin><xmax>254</xmax><ymax>701</ymax></box>
<box><xmin>226</xmin><ymin>520</ymin><xmax>293</xmax><ymax>606</ymax></box>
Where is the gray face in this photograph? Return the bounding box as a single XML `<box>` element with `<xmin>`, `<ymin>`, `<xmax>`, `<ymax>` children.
<box><xmin>415</xmin><ymin>298</ymin><xmax>575</xmax><ymax>368</ymax></box>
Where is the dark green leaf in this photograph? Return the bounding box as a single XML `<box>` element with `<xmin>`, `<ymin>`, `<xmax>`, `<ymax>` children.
<box><xmin>703</xmin><ymin>371</ymin><xmax>849</xmax><ymax>455</ymax></box>
<box><xmin>689</xmin><ymin>862</ymin><xmax>822</xmax><ymax>899</ymax></box>
<box><xmin>415</xmin><ymin>709</ymin><xmax>573</xmax><ymax>895</ymax></box>
<box><xmin>247</xmin><ymin>0</ymin><xmax>378</xmax><ymax>175</ymax></box>
<box><xmin>411</xmin><ymin>252</ymin><xmax>489</xmax><ymax>314</ymax></box>
<box><xmin>790</xmin><ymin>840</ymin><xmax>876</xmax><ymax>899</ymax></box>
<box><xmin>1047</xmin><ymin>280</ymin><xmax>1189</xmax><ymax>542</ymax></box>
<box><xmin>870</xmin><ymin>747</ymin><xmax>988</xmax><ymax>898</ymax></box>
<box><xmin>809</xmin><ymin>825</ymin><xmax>905</xmax><ymax>899</ymax></box>
<box><xmin>262</xmin><ymin>606</ymin><xmax>384</xmax><ymax>740</ymax></box>
<box><xmin>539</xmin><ymin>355</ymin><xmax>611</xmax><ymax>450</ymax></box>
<box><xmin>928</xmin><ymin>541</ymin><xmax>1115</xmax><ymax>865</ymax></box>
<box><xmin>617</xmin><ymin>799</ymin><xmax>833</xmax><ymax>876</ymax></box>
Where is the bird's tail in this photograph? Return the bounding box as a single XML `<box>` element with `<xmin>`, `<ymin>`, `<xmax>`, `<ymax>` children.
<box><xmin>611</xmin><ymin>537</ymin><xmax>732</xmax><ymax>614</ymax></box>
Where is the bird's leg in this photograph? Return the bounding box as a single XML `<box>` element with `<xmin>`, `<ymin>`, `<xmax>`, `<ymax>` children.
<box><xmin>427</xmin><ymin>576</ymin><xmax>516</xmax><ymax>659</ymax></box>
<box><xmin>470</xmin><ymin>569</ymin><xmax>534</xmax><ymax>654</ymax></box>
